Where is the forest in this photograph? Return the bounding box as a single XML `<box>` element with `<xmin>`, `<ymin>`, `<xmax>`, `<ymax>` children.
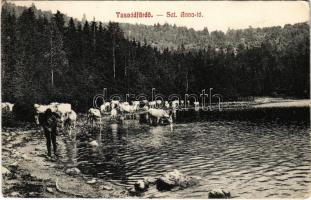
<box><xmin>1</xmin><ymin>2</ymin><xmax>310</xmax><ymax>112</ymax></box>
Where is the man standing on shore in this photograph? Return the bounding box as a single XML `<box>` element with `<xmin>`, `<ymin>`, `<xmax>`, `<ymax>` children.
<box><xmin>39</xmin><ymin>109</ymin><xmax>60</xmax><ymax>158</ymax></box>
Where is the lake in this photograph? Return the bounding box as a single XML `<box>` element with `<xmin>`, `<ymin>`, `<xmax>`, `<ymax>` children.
<box><xmin>72</xmin><ymin>107</ymin><xmax>311</xmax><ymax>198</ymax></box>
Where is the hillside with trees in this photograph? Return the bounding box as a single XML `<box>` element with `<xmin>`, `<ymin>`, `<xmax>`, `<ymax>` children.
<box><xmin>1</xmin><ymin>2</ymin><xmax>309</xmax><ymax>112</ymax></box>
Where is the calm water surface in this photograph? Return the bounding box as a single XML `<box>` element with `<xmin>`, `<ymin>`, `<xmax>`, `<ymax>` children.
<box><xmin>71</xmin><ymin>113</ymin><xmax>310</xmax><ymax>198</ymax></box>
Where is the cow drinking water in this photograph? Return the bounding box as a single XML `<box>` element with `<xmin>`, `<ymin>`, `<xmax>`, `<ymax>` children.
<box><xmin>63</xmin><ymin>110</ymin><xmax>77</xmax><ymax>139</ymax></box>
<box><xmin>87</xmin><ymin>108</ymin><xmax>101</xmax><ymax>126</ymax></box>
<box><xmin>100</xmin><ymin>102</ymin><xmax>111</xmax><ymax>114</ymax></box>
<box><xmin>148</xmin><ymin>108</ymin><xmax>173</xmax><ymax>125</ymax></box>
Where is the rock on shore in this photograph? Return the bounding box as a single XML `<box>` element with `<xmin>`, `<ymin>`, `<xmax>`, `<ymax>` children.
<box><xmin>130</xmin><ymin>169</ymin><xmax>200</xmax><ymax>196</ymax></box>
<box><xmin>65</xmin><ymin>168</ymin><xmax>81</xmax><ymax>176</ymax></box>
<box><xmin>134</xmin><ymin>180</ymin><xmax>149</xmax><ymax>192</ymax></box>
<box><xmin>208</xmin><ymin>189</ymin><xmax>231</xmax><ymax>198</ymax></box>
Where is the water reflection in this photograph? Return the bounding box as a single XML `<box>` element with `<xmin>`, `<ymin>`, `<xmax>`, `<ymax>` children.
<box><xmin>62</xmin><ymin>130</ymin><xmax>78</xmax><ymax>166</ymax></box>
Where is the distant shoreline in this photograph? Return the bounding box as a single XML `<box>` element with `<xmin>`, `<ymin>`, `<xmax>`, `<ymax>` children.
<box><xmin>196</xmin><ymin>98</ymin><xmax>311</xmax><ymax>111</ymax></box>
<box><xmin>253</xmin><ymin>99</ymin><xmax>311</xmax><ymax>108</ymax></box>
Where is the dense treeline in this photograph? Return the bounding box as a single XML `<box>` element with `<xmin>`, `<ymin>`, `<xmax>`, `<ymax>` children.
<box><xmin>1</xmin><ymin>3</ymin><xmax>309</xmax><ymax>112</ymax></box>
<box><xmin>121</xmin><ymin>22</ymin><xmax>310</xmax><ymax>52</ymax></box>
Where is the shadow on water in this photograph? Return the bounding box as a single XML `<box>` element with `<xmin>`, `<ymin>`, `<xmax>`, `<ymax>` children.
<box><xmin>70</xmin><ymin>107</ymin><xmax>310</xmax><ymax>198</ymax></box>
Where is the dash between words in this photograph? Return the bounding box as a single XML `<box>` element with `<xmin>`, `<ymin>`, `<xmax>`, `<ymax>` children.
<box><xmin>116</xmin><ymin>11</ymin><xmax>203</xmax><ymax>18</ymax></box>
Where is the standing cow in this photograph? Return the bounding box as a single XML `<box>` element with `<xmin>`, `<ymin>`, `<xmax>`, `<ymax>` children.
<box><xmin>120</xmin><ymin>101</ymin><xmax>140</xmax><ymax>119</ymax></box>
<box><xmin>194</xmin><ymin>101</ymin><xmax>200</xmax><ymax>111</ymax></box>
<box><xmin>2</xmin><ymin>102</ymin><xmax>14</xmax><ymax>113</ymax></box>
<box><xmin>87</xmin><ymin>108</ymin><xmax>101</xmax><ymax>126</ymax></box>
<box><xmin>111</xmin><ymin>108</ymin><xmax>118</xmax><ymax>120</ymax></box>
<box><xmin>100</xmin><ymin>102</ymin><xmax>111</xmax><ymax>114</ymax></box>
<box><xmin>148</xmin><ymin>108</ymin><xmax>173</xmax><ymax>125</ymax></box>
<box><xmin>63</xmin><ymin>110</ymin><xmax>77</xmax><ymax>139</ymax></box>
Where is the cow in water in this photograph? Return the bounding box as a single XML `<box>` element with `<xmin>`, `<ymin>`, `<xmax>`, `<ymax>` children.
<box><xmin>63</xmin><ymin>110</ymin><xmax>77</xmax><ymax>139</ymax></box>
<box><xmin>148</xmin><ymin>108</ymin><xmax>173</xmax><ymax>125</ymax></box>
<box><xmin>100</xmin><ymin>102</ymin><xmax>111</xmax><ymax>114</ymax></box>
<box><xmin>120</xmin><ymin>101</ymin><xmax>140</xmax><ymax>119</ymax></box>
<box><xmin>111</xmin><ymin>108</ymin><xmax>118</xmax><ymax>119</ymax></box>
<box><xmin>164</xmin><ymin>101</ymin><xmax>170</xmax><ymax>109</ymax></box>
<box><xmin>149</xmin><ymin>101</ymin><xmax>156</xmax><ymax>108</ymax></box>
<box><xmin>111</xmin><ymin>100</ymin><xmax>120</xmax><ymax>110</ymax></box>
<box><xmin>171</xmin><ymin>100</ymin><xmax>180</xmax><ymax>110</ymax></box>
<box><xmin>87</xmin><ymin>108</ymin><xmax>101</xmax><ymax>126</ymax></box>
<box><xmin>194</xmin><ymin>101</ymin><xmax>200</xmax><ymax>111</ymax></box>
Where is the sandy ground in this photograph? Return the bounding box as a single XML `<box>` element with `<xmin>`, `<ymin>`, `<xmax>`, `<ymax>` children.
<box><xmin>1</xmin><ymin>126</ymin><xmax>129</xmax><ymax>198</ymax></box>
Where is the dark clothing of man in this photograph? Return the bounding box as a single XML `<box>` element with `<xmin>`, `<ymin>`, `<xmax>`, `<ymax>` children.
<box><xmin>39</xmin><ymin>109</ymin><xmax>59</xmax><ymax>157</ymax></box>
<box><xmin>44</xmin><ymin>128</ymin><xmax>57</xmax><ymax>157</ymax></box>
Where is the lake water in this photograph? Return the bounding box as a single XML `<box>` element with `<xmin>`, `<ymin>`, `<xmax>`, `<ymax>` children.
<box><xmin>73</xmin><ymin>108</ymin><xmax>311</xmax><ymax>198</ymax></box>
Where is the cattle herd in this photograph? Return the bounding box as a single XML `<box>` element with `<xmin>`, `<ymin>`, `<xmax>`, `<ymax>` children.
<box><xmin>2</xmin><ymin>100</ymin><xmax>202</xmax><ymax>130</ymax></box>
<box><xmin>88</xmin><ymin>99</ymin><xmax>201</xmax><ymax>126</ymax></box>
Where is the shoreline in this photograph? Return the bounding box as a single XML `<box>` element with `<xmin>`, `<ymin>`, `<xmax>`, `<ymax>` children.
<box><xmin>1</xmin><ymin>127</ymin><xmax>129</xmax><ymax>198</ymax></box>
<box><xmin>253</xmin><ymin>99</ymin><xmax>311</xmax><ymax>108</ymax></box>
<box><xmin>208</xmin><ymin>98</ymin><xmax>310</xmax><ymax>110</ymax></box>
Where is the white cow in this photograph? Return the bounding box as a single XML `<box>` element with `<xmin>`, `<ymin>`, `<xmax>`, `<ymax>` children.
<box><xmin>1</xmin><ymin>103</ymin><xmax>7</xmax><ymax>110</ymax></box>
<box><xmin>171</xmin><ymin>100</ymin><xmax>179</xmax><ymax>110</ymax></box>
<box><xmin>148</xmin><ymin>108</ymin><xmax>173</xmax><ymax>125</ymax></box>
<box><xmin>120</xmin><ymin>102</ymin><xmax>139</xmax><ymax>119</ymax></box>
<box><xmin>63</xmin><ymin>110</ymin><xmax>77</xmax><ymax>138</ymax></box>
<box><xmin>132</xmin><ymin>101</ymin><xmax>140</xmax><ymax>107</ymax></box>
<box><xmin>55</xmin><ymin>103</ymin><xmax>71</xmax><ymax>113</ymax></box>
<box><xmin>87</xmin><ymin>108</ymin><xmax>101</xmax><ymax>126</ymax></box>
<box><xmin>49</xmin><ymin>102</ymin><xmax>60</xmax><ymax>112</ymax></box>
<box><xmin>149</xmin><ymin>101</ymin><xmax>156</xmax><ymax>108</ymax></box>
<box><xmin>100</xmin><ymin>102</ymin><xmax>111</xmax><ymax>113</ymax></box>
<box><xmin>34</xmin><ymin>103</ymin><xmax>71</xmax><ymax>123</ymax></box>
<box><xmin>2</xmin><ymin>102</ymin><xmax>14</xmax><ymax>112</ymax></box>
<box><xmin>34</xmin><ymin>102</ymin><xmax>76</xmax><ymax>137</ymax></box>
<box><xmin>55</xmin><ymin>103</ymin><xmax>71</xmax><ymax>117</ymax></box>
<box><xmin>111</xmin><ymin>108</ymin><xmax>118</xmax><ymax>119</ymax></box>
<box><xmin>132</xmin><ymin>101</ymin><xmax>140</xmax><ymax>112</ymax></box>
<box><xmin>44</xmin><ymin>103</ymin><xmax>72</xmax><ymax>128</ymax></box>
<box><xmin>143</xmin><ymin>105</ymin><xmax>149</xmax><ymax>111</ymax></box>
<box><xmin>180</xmin><ymin>100</ymin><xmax>185</xmax><ymax>107</ymax></box>
<box><xmin>119</xmin><ymin>102</ymin><xmax>128</xmax><ymax>112</ymax></box>
<box><xmin>164</xmin><ymin>101</ymin><xmax>170</xmax><ymax>109</ymax></box>
<box><xmin>34</xmin><ymin>104</ymin><xmax>49</xmax><ymax>112</ymax></box>
<box><xmin>156</xmin><ymin>100</ymin><xmax>162</xmax><ymax>107</ymax></box>
<box><xmin>194</xmin><ymin>101</ymin><xmax>200</xmax><ymax>111</ymax></box>
<box><xmin>111</xmin><ymin>100</ymin><xmax>120</xmax><ymax>110</ymax></box>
